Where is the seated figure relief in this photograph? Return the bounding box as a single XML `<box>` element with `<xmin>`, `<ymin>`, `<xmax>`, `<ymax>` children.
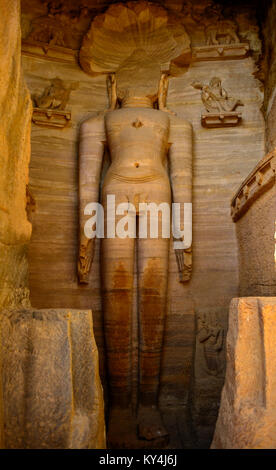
<box><xmin>33</xmin><ymin>77</ymin><xmax>78</xmax><ymax>110</ymax></box>
<box><xmin>32</xmin><ymin>77</ymin><xmax>78</xmax><ymax>129</ymax></box>
<box><xmin>192</xmin><ymin>77</ymin><xmax>244</xmax><ymax>113</ymax></box>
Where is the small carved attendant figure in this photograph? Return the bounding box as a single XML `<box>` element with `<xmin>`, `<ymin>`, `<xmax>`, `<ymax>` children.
<box><xmin>192</xmin><ymin>77</ymin><xmax>243</xmax><ymax>113</ymax></box>
<box><xmin>197</xmin><ymin>314</ymin><xmax>224</xmax><ymax>376</ymax></box>
<box><xmin>33</xmin><ymin>78</ymin><xmax>78</xmax><ymax>110</ymax></box>
<box><xmin>203</xmin><ymin>4</ymin><xmax>240</xmax><ymax>45</ymax></box>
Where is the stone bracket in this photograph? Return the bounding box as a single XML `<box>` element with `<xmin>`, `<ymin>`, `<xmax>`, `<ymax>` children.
<box><xmin>32</xmin><ymin>108</ymin><xmax>72</xmax><ymax>129</ymax></box>
<box><xmin>22</xmin><ymin>40</ymin><xmax>77</xmax><ymax>64</ymax></box>
<box><xmin>201</xmin><ymin>112</ymin><xmax>242</xmax><ymax>128</ymax></box>
<box><xmin>192</xmin><ymin>43</ymin><xmax>249</xmax><ymax>62</ymax></box>
<box><xmin>22</xmin><ymin>41</ymin><xmax>250</xmax><ymax>68</ymax></box>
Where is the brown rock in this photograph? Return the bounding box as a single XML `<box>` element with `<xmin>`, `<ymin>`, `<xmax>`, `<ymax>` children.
<box><xmin>231</xmin><ymin>151</ymin><xmax>276</xmax><ymax>297</ymax></box>
<box><xmin>0</xmin><ymin>308</ymin><xmax>106</xmax><ymax>449</ymax></box>
<box><xmin>79</xmin><ymin>1</ymin><xmax>191</xmax><ymax>76</ymax></box>
<box><xmin>212</xmin><ymin>297</ymin><xmax>276</xmax><ymax>449</ymax></box>
<box><xmin>23</xmin><ymin>1</ymin><xmax>265</xmax><ymax>446</ymax></box>
<box><xmin>0</xmin><ymin>0</ymin><xmax>32</xmax><ymax>309</ymax></box>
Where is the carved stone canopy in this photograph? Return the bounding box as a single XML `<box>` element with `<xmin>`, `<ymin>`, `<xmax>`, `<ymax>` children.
<box><xmin>79</xmin><ymin>1</ymin><xmax>191</xmax><ymax>76</ymax></box>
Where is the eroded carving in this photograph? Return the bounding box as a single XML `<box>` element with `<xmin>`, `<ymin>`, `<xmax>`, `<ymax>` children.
<box><xmin>175</xmin><ymin>245</ymin><xmax>192</xmax><ymax>282</ymax></box>
<box><xmin>197</xmin><ymin>313</ymin><xmax>224</xmax><ymax>377</ymax></box>
<box><xmin>22</xmin><ymin>2</ymin><xmax>92</xmax><ymax>62</ymax></box>
<box><xmin>79</xmin><ymin>1</ymin><xmax>191</xmax><ymax>76</ymax></box>
<box><xmin>203</xmin><ymin>4</ymin><xmax>240</xmax><ymax>45</ymax></box>
<box><xmin>192</xmin><ymin>77</ymin><xmax>243</xmax><ymax>128</ymax></box>
<box><xmin>231</xmin><ymin>150</ymin><xmax>276</xmax><ymax>222</ymax></box>
<box><xmin>180</xmin><ymin>1</ymin><xmax>250</xmax><ymax>62</ymax></box>
<box><xmin>28</xmin><ymin>2</ymin><xmax>91</xmax><ymax>48</ymax></box>
<box><xmin>33</xmin><ymin>77</ymin><xmax>78</xmax><ymax>110</ymax></box>
<box><xmin>32</xmin><ymin>78</ymin><xmax>78</xmax><ymax>128</ymax></box>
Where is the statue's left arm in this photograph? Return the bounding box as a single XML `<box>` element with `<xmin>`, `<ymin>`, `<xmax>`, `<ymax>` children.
<box><xmin>168</xmin><ymin>115</ymin><xmax>193</xmax><ymax>282</ymax></box>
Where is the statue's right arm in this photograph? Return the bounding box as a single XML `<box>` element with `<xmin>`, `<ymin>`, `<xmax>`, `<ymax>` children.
<box><xmin>78</xmin><ymin>114</ymin><xmax>106</xmax><ymax>284</ymax></box>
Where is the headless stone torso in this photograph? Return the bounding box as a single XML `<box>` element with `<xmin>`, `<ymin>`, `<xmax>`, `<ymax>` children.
<box><xmin>101</xmin><ymin>102</ymin><xmax>172</xmax><ymax>448</ymax></box>
<box><xmin>77</xmin><ymin>1</ymin><xmax>193</xmax><ymax>447</ymax></box>
<box><xmin>78</xmin><ymin>73</ymin><xmax>193</xmax><ymax>448</ymax></box>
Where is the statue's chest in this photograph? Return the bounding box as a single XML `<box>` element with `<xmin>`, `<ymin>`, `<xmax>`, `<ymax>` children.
<box><xmin>105</xmin><ymin>109</ymin><xmax>169</xmax><ymax>140</ymax></box>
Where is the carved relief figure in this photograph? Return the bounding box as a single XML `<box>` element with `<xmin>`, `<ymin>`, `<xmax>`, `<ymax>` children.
<box><xmin>33</xmin><ymin>78</ymin><xmax>78</xmax><ymax>110</ymax></box>
<box><xmin>192</xmin><ymin>77</ymin><xmax>243</xmax><ymax>113</ymax></box>
<box><xmin>77</xmin><ymin>2</ymin><xmax>192</xmax><ymax>448</ymax></box>
<box><xmin>27</xmin><ymin>2</ymin><xmax>91</xmax><ymax>50</ymax></box>
<box><xmin>203</xmin><ymin>4</ymin><xmax>240</xmax><ymax>45</ymax></box>
<box><xmin>205</xmin><ymin>19</ymin><xmax>239</xmax><ymax>45</ymax></box>
<box><xmin>197</xmin><ymin>314</ymin><xmax>224</xmax><ymax>376</ymax></box>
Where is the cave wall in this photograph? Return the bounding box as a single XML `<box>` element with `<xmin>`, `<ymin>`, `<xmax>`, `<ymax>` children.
<box><xmin>0</xmin><ymin>0</ymin><xmax>106</xmax><ymax>449</ymax></box>
<box><xmin>232</xmin><ymin>150</ymin><xmax>276</xmax><ymax>298</ymax></box>
<box><xmin>263</xmin><ymin>0</ymin><xmax>276</xmax><ymax>151</ymax></box>
<box><xmin>227</xmin><ymin>0</ymin><xmax>276</xmax><ymax>299</ymax></box>
<box><xmin>0</xmin><ymin>0</ymin><xmax>32</xmax><ymax>310</ymax></box>
<box><xmin>21</xmin><ymin>0</ymin><xmax>265</xmax><ymax>446</ymax></box>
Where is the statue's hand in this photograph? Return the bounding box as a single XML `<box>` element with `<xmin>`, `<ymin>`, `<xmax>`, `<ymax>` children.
<box><xmin>78</xmin><ymin>267</ymin><xmax>90</xmax><ymax>285</ymax></box>
<box><xmin>174</xmin><ymin>246</ymin><xmax>192</xmax><ymax>283</ymax></box>
<box><xmin>174</xmin><ymin>248</ymin><xmax>185</xmax><ymax>283</ymax></box>
<box><xmin>77</xmin><ymin>234</ymin><xmax>94</xmax><ymax>285</ymax></box>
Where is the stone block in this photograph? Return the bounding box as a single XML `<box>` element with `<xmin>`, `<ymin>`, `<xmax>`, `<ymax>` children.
<box><xmin>0</xmin><ymin>308</ymin><xmax>106</xmax><ymax>449</ymax></box>
<box><xmin>212</xmin><ymin>297</ymin><xmax>276</xmax><ymax>449</ymax></box>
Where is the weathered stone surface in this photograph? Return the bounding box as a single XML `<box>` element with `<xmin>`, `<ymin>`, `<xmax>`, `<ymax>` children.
<box><xmin>79</xmin><ymin>1</ymin><xmax>191</xmax><ymax>76</ymax></box>
<box><xmin>212</xmin><ymin>297</ymin><xmax>276</xmax><ymax>449</ymax></box>
<box><xmin>21</xmin><ymin>0</ymin><xmax>265</xmax><ymax>447</ymax></box>
<box><xmin>24</xmin><ymin>22</ymin><xmax>264</xmax><ymax>451</ymax></box>
<box><xmin>0</xmin><ymin>0</ymin><xmax>32</xmax><ymax>309</ymax></box>
<box><xmin>262</xmin><ymin>1</ymin><xmax>276</xmax><ymax>153</ymax></box>
<box><xmin>231</xmin><ymin>150</ymin><xmax>276</xmax><ymax>297</ymax></box>
<box><xmin>191</xmin><ymin>313</ymin><xmax>225</xmax><ymax>447</ymax></box>
<box><xmin>0</xmin><ymin>308</ymin><xmax>105</xmax><ymax>449</ymax></box>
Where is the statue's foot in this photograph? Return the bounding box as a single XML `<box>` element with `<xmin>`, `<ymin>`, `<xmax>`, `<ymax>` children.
<box><xmin>107</xmin><ymin>406</ymin><xmax>137</xmax><ymax>449</ymax></box>
<box><xmin>137</xmin><ymin>405</ymin><xmax>169</xmax><ymax>441</ymax></box>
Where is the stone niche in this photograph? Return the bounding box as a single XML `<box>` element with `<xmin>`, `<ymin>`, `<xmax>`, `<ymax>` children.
<box><xmin>19</xmin><ymin>0</ymin><xmax>266</xmax><ymax>448</ymax></box>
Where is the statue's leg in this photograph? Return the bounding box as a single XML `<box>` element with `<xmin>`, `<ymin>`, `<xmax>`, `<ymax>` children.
<box><xmin>101</xmin><ymin>234</ymin><xmax>136</xmax><ymax>447</ymax></box>
<box><xmin>137</xmin><ymin>231</ymin><xmax>170</xmax><ymax>441</ymax></box>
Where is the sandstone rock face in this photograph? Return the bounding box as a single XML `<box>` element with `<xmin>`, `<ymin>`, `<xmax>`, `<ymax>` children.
<box><xmin>79</xmin><ymin>1</ymin><xmax>191</xmax><ymax>76</ymax></box>
<box><xmin>21</xmin><ymin>0</ymin><xmax>265</xmax><ymax>446</ymax></box>
<box><xmin>191</xmin><ymin>313</ymin><xmax>225</xmax><ymax>447</ymax></box>
<box><xmin>263</xmin><ymin>1</ymin><xmax>276</xmax><ymax>152</ymax></box>
<box><xmin>212</xmin><ymin>297</ymin><xmax>276</xmax><ymax>449</ymax></box>
<box><xmin>0</xmin><ymin>1</ymin><xmax>106</xmax><ymax>450</ymax></box>
<box><xmin>0</xmin><ymin>308</ymin><xmax>105</xmax><ymax>449</ymax></box>
<box><xmin>0</xmin><ymin>0</ymin><xmax>32</xmax><ymax>309</ymax></box>
<box><xmin>231</xmin><ymin>151</ymin><xmax>276</xmax><ymax>297</ymax></box>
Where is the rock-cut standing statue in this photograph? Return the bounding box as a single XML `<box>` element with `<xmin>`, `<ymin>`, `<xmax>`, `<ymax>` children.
<box><xmin>77</xmin><ymin>51</ymin><xmax>192</xmax><ymax>448</ymax></box>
